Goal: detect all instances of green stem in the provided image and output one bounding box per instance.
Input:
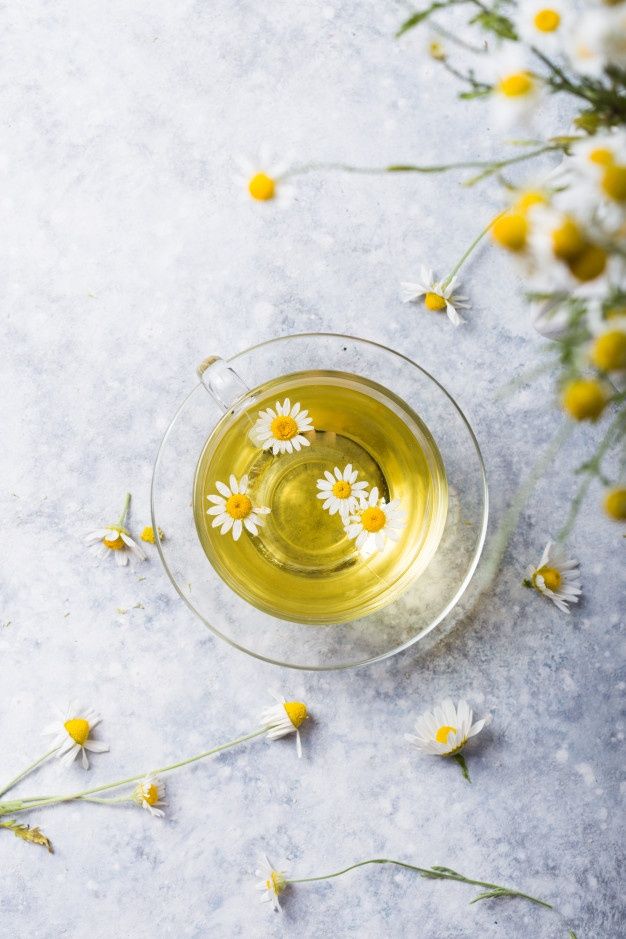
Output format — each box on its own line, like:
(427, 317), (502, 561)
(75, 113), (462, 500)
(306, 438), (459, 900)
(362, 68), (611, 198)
(0, 748), (59, 798)
(118, 492), (131, 528)
(441, 212), (504, 289)
(289, 858), (553, 909)
(452, 752), (471, 782)
(7, 728), (266, 814)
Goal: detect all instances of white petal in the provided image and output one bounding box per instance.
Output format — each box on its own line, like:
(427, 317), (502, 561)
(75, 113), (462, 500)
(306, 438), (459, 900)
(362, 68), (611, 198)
(216, 481), (231, 498)
(232, 519), (243, 541)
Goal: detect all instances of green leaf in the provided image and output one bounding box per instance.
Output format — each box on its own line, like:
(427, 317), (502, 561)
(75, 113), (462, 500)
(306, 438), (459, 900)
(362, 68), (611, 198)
(469, 10), (518, 40)
(396, 1), (465, 37)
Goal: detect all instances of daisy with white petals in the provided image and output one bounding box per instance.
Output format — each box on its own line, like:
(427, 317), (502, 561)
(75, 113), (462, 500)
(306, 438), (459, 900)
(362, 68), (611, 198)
(316, 464), (369, 519)
(44, 703), (109, 770)
(256, 854), (288, 911)
(406, 699), (490, 781)
(345, 487), (406, 555)
(206, 474), (270, 541)
(249, 399), (314, 455)
(235, 145), (294, 204)
(401, 266), (467, 326)
(514, 0), (565, 52)
(524, 540), (582, 613)
(132, 776), (166, 818)
(489, 50), (541, 129)
(261, 692), (308, 758)
(85, 493), (146, 567)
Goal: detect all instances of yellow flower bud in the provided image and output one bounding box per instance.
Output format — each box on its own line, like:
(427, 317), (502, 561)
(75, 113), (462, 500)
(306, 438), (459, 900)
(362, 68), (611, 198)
(590, 330), (626, 371)
(603, 487), (626, 521)
(561, 378), (607, 421)
(491, 213), (528, 252)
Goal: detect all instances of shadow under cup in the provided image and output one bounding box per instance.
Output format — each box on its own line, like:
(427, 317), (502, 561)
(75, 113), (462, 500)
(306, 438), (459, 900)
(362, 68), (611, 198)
(152, 334), (488, 670)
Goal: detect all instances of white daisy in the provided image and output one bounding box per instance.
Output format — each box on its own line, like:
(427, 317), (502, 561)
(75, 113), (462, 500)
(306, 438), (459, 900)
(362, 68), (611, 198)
(249, 399), (314, 455)
(566, 5), (626, 78)
(85, 493), (146, 567)
(206, 474), (270, 541)
(132, 776), (166, 818)
(260, 692), (308, 759)
(316, 464), (369, 519)
(489, 50), (541, 129)
(234, 145), (294, 204)
(256, 853), (288, 911)
(405, 699), (490, 756)
(345, 487), (406, 555)
(514, 0), (566, 51)
(44, 703), (109, 770)
(529, 205), (608, 289)
(525, 540), (582, 613)
(401, 265), (467, 326)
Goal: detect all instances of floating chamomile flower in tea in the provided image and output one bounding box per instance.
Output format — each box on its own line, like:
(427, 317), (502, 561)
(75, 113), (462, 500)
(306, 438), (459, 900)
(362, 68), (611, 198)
(345, 487), (406, 555)
(316, 464), (369, 519)
(249, 398), (314, 454)
(44, 703), (109, 770)
(206, 474), (271, 541)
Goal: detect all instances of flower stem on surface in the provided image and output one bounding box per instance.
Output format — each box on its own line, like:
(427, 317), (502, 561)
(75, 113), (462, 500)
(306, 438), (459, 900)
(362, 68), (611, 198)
(289, 858), (553, 909)
(441, 212), (504, 289)
(0, 747), (59, 798)
(118, 492), (132, 528)
(3, 728), (266, 815)
(452, 752), (471, 782)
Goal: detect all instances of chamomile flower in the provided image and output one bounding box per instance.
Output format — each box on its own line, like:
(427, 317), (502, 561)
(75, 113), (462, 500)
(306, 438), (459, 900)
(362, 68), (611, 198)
(400, 265), (467, 326)
(140, 525), (165, 544)
(261, 692), (308, 758)
(316, 464), (369, 519)
(85, 493), (146, 567)
(345, 487), (406, 555)
(206, 474), (270, 541)
(44, 703), (109, 770)
(489, 51), (541, 129)
(256, 854), (288, 911)
(589, 315), (626, 372)
(249, 399), (314, 455)
(514, 0), (566, 51)
(406, 699), (490, 757)
(234, 146), (294, 204)
(524, 540), (582, 613)
(132, 776), (166, 818)
(530, 205), (608, 287)
(566, 4), (626, 78)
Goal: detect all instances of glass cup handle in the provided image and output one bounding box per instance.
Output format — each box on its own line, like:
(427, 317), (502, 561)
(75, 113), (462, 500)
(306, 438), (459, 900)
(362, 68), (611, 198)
(196, 356), (251, 412)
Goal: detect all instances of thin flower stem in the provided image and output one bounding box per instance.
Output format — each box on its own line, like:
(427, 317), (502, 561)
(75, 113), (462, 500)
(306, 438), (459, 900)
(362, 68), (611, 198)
(0, 748), (59, 799)
(118, 492), (131, 528)
(452, 752), (471, 782)
(8, 728), (266, 814)
(441, 211), (505, 289)
(77, 795), (130, 805)
(289, 858), (553, 909)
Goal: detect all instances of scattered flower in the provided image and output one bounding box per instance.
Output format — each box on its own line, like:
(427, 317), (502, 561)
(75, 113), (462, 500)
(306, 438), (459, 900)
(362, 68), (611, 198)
(140, 526), (164, 544)
(85, 493), (146, 568)
(514, 0), (565, 51)
(206, 474), (270, 541)
(524, 540), (582, 613)
(256, 853), (288, 911)
(261, 693), (308, 758)
(345, 487), (406, 555)
(235, 146), (294, 204)
(406, 698), (490, 758)
(316, 464), (369, 519)
(401, 265), (467, 326)
(603, 487), (626, 521)
(132, 776), (166, 817)
(44, 704), (109, 770)
(249, 399), (314, 454)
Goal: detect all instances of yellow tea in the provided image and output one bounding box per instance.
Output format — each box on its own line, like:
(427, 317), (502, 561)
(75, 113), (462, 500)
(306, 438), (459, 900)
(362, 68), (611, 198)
(193, 370), (448, 624)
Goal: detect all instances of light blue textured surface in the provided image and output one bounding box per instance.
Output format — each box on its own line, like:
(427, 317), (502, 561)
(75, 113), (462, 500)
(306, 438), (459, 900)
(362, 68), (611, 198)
(1, 2), (624, 937)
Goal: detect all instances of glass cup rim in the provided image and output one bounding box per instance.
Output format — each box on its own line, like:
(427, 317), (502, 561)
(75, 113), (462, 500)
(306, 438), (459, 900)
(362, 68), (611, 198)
(151, 331), (489, 670)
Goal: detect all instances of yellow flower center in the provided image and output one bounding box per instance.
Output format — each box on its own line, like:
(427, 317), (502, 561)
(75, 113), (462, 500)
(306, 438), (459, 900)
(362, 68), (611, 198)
(144, 783), (160, 806)
(428, 40), (446, 60)
(536, 565), (562, 591)
(284, 701), (307, 728)
(552, 218), (585, 261)
(591, 330), (626, 371)
(64, 717), (90, 746)
(332, 480), (352, 499)
(515, 190), (547, 213)
(589, 147), (614, 166)
(601, 164), (626, 203)
(103, 529), (124, 550)
(491, 212), (528, 252)
(435, 724), (457, 744)
(225, 493), (252, 519)
(604, 487), (626, 521)
(141, 526), (155, 544)
(562, 378), (607, 421)
(498, 72), (534, 97)
(248, 172), (275, 201)
(533, 8), (561, 31)
(567, 244), (607, 283)
(270, 414), (298, 440)
(361, 506), (386, 533)
(266, 871), (286, 895)
(424, 292), (447, 312)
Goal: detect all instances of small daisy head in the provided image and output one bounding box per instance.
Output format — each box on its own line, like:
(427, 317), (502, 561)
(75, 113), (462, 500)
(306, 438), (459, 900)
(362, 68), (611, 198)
(132, 776), (166, 818)
(590, 324), (626, 372)
(344, 487), (406, 556)
(206, 474), (271, 541)
(525, 541), (582, 613)
(85, 495), (146, 567)
(400, 265), (467, 326)
(256, 854), (288, 911)
(44, 703), (110, 770)
(514, 0), (565, 49)
(261, 692), (309, 758)
(490, 51), (540, 128)
(603, 487), (626, 521)
(140, 526), (165, 544)
(406, 699), (490, 757)
(235, 146), (294, 205)
(249, 399), (315, 455)
(316, 464), (369, 519)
